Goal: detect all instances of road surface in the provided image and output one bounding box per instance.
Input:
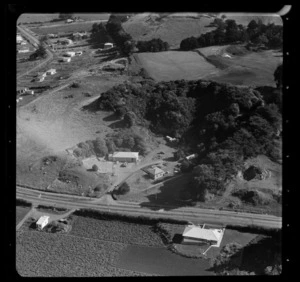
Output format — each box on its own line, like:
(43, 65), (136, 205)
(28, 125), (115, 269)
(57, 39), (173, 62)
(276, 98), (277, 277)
(17, 186), (282, 229)
(17, 25), (54, 79)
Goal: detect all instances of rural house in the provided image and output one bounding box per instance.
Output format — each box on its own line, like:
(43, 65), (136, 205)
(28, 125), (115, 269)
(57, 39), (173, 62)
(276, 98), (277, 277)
(182, 225), (224, 246)
(166, 136), (177, 142)
(17, 87), (29, 95)
(18, 48), (30, 53)
(104, 42), (114, 49)
(108, 152), (139, 163)
(36, 216), (50, 230)
(66, 19), (74, 23)
(46, 69), (56, 75)
(185, 153), (198, 160)
(60, 57), (71, 63)
(143, 166), (165, 180)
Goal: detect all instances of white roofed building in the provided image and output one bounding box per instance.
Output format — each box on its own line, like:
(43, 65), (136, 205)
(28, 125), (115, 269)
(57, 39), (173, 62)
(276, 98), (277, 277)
(182, 225), (224, 245)
(36, 216), (49, 230)
(108, 152), (139, 163)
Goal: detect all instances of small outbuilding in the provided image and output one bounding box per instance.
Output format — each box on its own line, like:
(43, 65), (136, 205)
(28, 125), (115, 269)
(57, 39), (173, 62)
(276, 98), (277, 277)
(186, 154), (198, 160)
(36, 215), (50, 230)
(46, 69), (56, 75)
(108, 152), (139, 163)
(64, 51), (76, 57)
(104, 42), (114, 49)
(66, 19), (74, 23)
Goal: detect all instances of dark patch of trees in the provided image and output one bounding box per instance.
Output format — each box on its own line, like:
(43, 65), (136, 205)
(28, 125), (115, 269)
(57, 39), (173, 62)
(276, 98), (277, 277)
(180, 18), (282, 51)
(58, 13), (74, 20)
(29, 44), (47, 60)
(96, 78), (281, 200)
(136, 38), (169, 52)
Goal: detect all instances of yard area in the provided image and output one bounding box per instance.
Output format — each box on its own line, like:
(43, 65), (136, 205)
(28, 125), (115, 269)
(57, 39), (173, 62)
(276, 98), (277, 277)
(16, 205), (31, 225)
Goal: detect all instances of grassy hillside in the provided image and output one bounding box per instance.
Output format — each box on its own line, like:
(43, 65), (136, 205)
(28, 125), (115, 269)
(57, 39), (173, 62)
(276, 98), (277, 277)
(123, 13), (216, 49)
(133, 51), (218, 81)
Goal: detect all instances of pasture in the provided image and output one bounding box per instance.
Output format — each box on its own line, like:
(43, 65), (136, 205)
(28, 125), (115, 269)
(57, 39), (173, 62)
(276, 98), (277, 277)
(133, 51), (218, 82)
(123, 13), (216, 49)
(16, 206), (31, 225)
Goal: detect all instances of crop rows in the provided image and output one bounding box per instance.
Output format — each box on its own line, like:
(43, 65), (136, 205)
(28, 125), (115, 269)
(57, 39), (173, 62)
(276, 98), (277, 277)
(70, 216), (164, 247)
(16, 230), (145, 277)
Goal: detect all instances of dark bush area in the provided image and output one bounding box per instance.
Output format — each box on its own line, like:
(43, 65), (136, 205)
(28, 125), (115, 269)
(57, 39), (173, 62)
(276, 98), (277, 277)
(180, 18), (282, 51)
(136, 38), (169, 52)
(73, 209), (189, 225)
(36, 204), (68, 212)
(16, 199), (32, 207)
(96, 79), (281, 201)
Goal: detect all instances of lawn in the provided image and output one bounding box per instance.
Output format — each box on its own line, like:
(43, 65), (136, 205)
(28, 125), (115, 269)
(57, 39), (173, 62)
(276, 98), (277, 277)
(16, 206), (31, 225)
(133, 51), (218, 82)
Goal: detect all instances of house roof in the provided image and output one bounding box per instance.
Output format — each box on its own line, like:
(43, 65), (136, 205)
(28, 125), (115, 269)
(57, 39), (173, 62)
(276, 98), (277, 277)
(37, 216), (49, 224)
(145, 166), (164, 176)
(112, 152), (139, 159)
(182, 225), (221, 242)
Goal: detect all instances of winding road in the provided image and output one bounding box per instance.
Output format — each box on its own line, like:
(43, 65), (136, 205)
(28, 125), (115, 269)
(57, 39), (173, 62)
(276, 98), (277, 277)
(17, 25), (54, 79)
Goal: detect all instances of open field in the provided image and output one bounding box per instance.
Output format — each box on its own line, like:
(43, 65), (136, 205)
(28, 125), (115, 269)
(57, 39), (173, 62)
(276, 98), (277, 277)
(132, 51), (218, 81)
(196, 46), (283, 87)
(17, 13), (110, 24)
(30, 22), (98, 35)
(218, 13), (283, 26)
(123, 13), (216, 49)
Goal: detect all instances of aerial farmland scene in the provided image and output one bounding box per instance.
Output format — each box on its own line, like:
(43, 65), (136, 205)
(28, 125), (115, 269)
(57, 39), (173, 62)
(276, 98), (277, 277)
(16, 11), (283, 276)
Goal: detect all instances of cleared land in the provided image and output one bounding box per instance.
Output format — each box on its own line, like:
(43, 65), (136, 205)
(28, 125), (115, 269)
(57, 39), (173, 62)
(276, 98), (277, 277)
(123, 13), (216, 49)
(16, 206), (31, 225)
(133, 51), (218, 81)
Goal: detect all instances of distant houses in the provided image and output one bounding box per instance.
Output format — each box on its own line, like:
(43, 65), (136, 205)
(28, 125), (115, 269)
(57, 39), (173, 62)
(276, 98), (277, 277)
(72, 32), (88, 40)
(17, 87), (34, 96)
(108, 152), (139, 163)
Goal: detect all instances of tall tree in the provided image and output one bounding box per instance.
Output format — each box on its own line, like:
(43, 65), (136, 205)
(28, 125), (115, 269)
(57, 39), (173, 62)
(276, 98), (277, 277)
(274, 64), (282, 89)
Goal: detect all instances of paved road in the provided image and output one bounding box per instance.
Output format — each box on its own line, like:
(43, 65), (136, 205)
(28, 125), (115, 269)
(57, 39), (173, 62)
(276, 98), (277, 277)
(17, 25), (54, 79)
(17, 186), (282, 229)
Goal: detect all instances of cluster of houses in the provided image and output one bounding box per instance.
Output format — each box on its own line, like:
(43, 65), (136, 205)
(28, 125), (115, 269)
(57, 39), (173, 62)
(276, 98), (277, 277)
(16, 87), (34, 103)
(72, 32), (88, 40)
(58, 50), (83, 63)
(36, 69), (57, 82)
(17, 33), (30, 53)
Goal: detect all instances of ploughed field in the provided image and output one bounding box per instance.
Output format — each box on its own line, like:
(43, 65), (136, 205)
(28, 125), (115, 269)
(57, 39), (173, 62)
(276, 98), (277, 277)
(16, 214), (215, 276)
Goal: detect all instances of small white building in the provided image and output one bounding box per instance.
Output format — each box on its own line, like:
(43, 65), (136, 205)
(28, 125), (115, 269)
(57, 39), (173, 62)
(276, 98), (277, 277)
(36, 216), (50, 230)
(66, 19), (74, 23)
(46, 69), (56, 75)
(75, 51), (83, 56)
(182, 225), (224, 246)
(166, 136), (177, 142)
(104, 42), (114, 49)
(144, 166), (165, 180)
(64, 51), (76, 57)
(108, 152), (139, 163)
(18, 48), (30, 53)
(61, 57), (71, 62)
(37, 76), (45, 82)
(186, 154), (198, 160)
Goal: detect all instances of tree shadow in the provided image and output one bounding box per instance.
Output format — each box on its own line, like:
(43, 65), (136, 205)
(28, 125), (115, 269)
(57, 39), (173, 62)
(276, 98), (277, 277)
(139, 173), (194, 211)
(81, 99), (102, 112)
(163, 156), (175, 162)
(207, 232), (282, 274)
(172, 234), (183, 244)
(103, 113), (120, 122)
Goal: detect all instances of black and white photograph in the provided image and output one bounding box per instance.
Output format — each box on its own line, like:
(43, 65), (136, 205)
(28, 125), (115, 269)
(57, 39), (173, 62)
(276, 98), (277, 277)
(13, 7), (288, 277)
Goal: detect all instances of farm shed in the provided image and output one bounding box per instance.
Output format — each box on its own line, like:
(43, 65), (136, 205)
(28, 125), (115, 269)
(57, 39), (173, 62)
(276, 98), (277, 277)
(46, 69), (56, 75)
(182, 225), (223, 246)
(186, 154), (198, 160)
(18, 48), (30, 53)
(60, 57), (71, 62)
(143, 166), (165, 180)
(108, 152), (139, 163)
(66, 19), (74, 23)
(36, 216), (49, 230)
(104, 42), (114, 49)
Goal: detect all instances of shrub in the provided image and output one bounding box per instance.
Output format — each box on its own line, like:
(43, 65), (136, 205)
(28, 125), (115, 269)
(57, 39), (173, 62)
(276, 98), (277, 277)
(92, 164), (98, 171)
(116, 182), (130, 195)
(70, 82), (80, 88)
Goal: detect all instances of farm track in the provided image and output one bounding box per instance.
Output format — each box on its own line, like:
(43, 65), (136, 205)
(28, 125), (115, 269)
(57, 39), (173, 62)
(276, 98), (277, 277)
(17, 25), (54, 79)
(17, 186), (282, 229)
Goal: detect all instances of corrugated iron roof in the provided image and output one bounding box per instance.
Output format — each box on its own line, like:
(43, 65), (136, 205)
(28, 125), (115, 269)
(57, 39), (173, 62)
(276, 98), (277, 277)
(183, 225), (220, 241)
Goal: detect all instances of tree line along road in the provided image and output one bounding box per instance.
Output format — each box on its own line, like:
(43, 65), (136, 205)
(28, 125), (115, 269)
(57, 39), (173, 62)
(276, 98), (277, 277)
(17, 186), (282, 229)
